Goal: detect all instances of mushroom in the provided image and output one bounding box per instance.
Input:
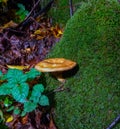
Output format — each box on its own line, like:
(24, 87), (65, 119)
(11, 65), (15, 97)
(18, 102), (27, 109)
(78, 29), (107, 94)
(35, 58), (77, 83)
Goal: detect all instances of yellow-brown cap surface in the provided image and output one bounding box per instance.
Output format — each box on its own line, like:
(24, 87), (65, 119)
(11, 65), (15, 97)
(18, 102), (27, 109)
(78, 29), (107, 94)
(35, 58), (76, 72)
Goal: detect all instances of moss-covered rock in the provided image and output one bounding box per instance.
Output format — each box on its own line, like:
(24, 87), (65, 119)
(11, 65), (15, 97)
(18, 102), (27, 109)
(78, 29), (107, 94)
(46, 0), (120, 128)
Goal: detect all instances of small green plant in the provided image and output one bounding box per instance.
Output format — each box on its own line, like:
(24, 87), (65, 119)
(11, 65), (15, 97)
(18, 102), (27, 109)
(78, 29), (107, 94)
(16, 3), (29, 22)
(0, 68), (49, 117)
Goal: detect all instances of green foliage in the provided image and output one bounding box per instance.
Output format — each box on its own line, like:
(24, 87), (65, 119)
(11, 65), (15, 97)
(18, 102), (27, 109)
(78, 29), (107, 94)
(30, 84), (43, 103)
(11, 83), (29, 103)
(0, 71), (2, 76)
(0, 68), (49, 117)
(23, 101), (37, 113)
(46, 0), (120, 128)
(39, 95), (49, 106)
(26, 68), (42, 80)
(29, 84), (49, 106)
(13, 107), (21, 115)
(3, 97), (13, 107)
(5, 69), (27, 83)
(16, 3), (29, 22)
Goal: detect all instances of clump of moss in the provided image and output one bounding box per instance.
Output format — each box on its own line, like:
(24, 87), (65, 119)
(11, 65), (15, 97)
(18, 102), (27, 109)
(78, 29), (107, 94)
(49, 0), (87, 25)
(45, 0), (120, 129)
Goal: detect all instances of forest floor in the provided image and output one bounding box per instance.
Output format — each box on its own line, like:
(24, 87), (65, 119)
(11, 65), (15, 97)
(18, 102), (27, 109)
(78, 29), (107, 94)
(0, 1), (63, 129)
(0, 0), (82, 128)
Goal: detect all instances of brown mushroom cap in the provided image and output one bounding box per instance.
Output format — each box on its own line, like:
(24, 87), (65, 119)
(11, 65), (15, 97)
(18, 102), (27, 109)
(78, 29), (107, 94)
(35, 58), (76, 72)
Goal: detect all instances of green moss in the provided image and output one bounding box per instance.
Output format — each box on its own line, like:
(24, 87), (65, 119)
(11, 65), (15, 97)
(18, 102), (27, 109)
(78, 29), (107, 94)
(45, 0), (120, 128)
(49, 0), (87, 26)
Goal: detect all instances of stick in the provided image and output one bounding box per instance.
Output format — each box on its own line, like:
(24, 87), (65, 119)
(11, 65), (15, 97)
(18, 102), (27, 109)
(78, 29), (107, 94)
(106, 114), (120, 129)
(69, 0), (73, 17)
(33, 0), (54, 18)
(16, 0), (54, 29)
(25, 0), (41, 20)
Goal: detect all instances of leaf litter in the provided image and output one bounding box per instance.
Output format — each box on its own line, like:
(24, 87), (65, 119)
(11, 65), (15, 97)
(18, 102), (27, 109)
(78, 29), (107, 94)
(6, 108), (57, 129)
(0, 3), (63, 128)
(0, 17), (63, 73)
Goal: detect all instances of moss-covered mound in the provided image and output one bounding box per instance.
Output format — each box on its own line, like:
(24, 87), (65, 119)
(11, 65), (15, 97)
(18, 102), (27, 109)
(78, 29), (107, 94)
(46, 0), (120, 128)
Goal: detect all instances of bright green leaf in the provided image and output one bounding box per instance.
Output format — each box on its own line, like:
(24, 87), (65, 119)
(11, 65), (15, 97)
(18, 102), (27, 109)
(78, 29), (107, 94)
(6, 69), (27, 83)
(7, 106), (15, 112)
(13, 107), (21, 115)
(39, 95), (49, 106)
(16, 3), (29, 21)
(4, 97), (13, 107)
(21, 111), (26, 117)
(33, 84), (44, 93)
(26, 68), (41, 80)
(16, 9), (24, 15)
(29, 96), (40, 103)
(17, 3), (25, 11)
(24, 10), (29, 16)
(0, 71), (2, 77)
(0, 83), (13, 95)
(12, 83), (29, 103)
(29, 84), (44, 103)
(24, 101), (37, 113)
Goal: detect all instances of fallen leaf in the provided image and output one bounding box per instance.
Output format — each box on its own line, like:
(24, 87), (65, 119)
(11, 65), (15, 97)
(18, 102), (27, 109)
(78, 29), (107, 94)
(49, 116), (57, 129)
(21, 115), (28, 125)
(6, 115), (14, 123)
(51, 25), (63, 38)
(7, 65), (29, 70)
(0, 20), (18, 32)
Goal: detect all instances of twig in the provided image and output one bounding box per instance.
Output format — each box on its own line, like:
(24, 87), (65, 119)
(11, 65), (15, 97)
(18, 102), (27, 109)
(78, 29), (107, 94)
(4, 28), (26, 35)
(24, 0), (41, 20)
(69, 0), (73, 17)
(16, 0), (42, 29)
(47, 83), (70, 96)
(33, 0), (54, 18)
(16, 0), (54, 30)
(53, 83), (66, 92)
(106, 114), (120, 129)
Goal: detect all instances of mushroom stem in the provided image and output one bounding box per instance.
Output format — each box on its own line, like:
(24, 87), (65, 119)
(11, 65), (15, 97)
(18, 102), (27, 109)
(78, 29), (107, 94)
(52, 72), (66, 83)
